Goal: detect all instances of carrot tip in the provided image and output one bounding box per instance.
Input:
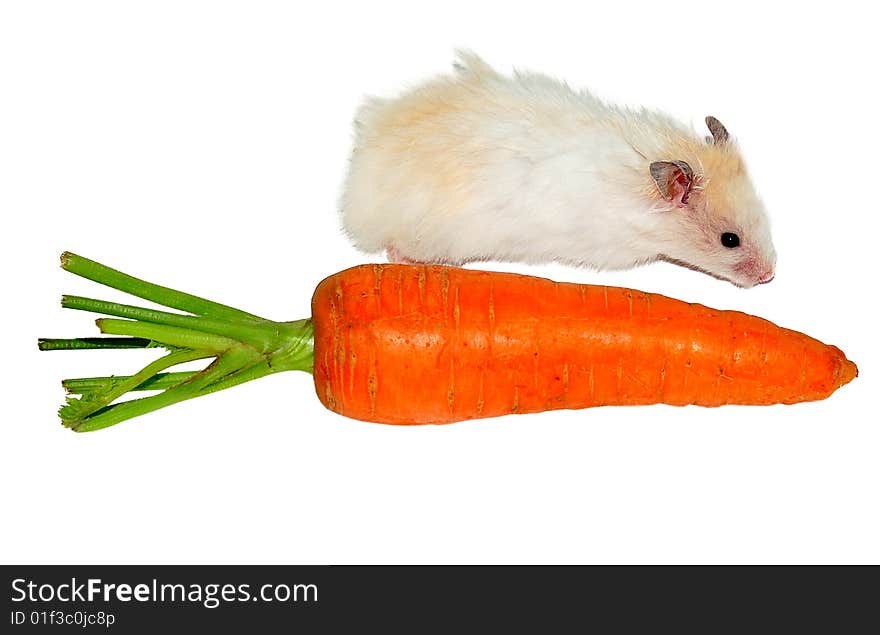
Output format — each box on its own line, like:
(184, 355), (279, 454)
(838, 357), (858, 388)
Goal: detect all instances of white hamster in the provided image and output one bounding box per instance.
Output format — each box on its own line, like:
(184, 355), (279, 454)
(340, 52), (776, 288)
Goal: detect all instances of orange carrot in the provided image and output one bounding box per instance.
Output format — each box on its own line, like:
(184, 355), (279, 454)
(312, 265), (857, 424)
(41, 255), (857, 431)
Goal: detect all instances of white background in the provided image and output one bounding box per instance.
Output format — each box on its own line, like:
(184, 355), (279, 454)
(1, 1), (877, 564)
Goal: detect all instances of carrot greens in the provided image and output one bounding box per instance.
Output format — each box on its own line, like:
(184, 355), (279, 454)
(40, 253), (314, 432)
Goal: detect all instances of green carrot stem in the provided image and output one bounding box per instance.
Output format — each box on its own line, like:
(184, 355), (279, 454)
(63, 371), (197, 394)
(59, 348), (212, 425)
(38, 337), (153, 351)
(72, 347), (262, 432)
(63, 295), (279, 351)
(61, 252), (265, 322)
(96, 318), (241, 352)
(197, 359), (276, 394)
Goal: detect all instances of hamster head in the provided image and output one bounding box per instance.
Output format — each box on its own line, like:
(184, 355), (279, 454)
(648, 116), (776, 289)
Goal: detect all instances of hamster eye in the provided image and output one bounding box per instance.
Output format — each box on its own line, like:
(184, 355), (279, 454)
(721, 232), (740, 248)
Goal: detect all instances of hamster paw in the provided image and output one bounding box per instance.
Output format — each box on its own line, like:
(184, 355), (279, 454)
(386, 246), (424, 264)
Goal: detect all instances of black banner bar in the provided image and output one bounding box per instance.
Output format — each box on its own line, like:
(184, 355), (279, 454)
(2, 565), (874, 631)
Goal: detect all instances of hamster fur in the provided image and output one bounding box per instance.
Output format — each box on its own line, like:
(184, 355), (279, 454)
(340, 52), (776, 288)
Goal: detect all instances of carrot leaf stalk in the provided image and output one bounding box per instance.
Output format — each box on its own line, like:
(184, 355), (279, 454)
(41, 252), (314, 432)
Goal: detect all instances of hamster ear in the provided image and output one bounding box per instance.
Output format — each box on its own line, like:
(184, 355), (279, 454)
(706, 116), (730, 144)
(650, 160), (694, 207)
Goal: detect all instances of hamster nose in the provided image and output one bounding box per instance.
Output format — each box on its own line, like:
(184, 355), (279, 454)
(757, 269), (775, 284)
